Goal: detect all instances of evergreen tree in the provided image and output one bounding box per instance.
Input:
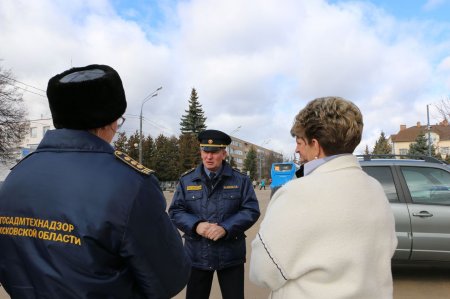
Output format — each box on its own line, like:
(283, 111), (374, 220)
(409, 132), (436, 157)
(372, 131), (392, 155)
(153, 134), (179, 181)
(178, 133), (200, 174)
(364, 145), (370, 155)
(243, 146), (258, 180)
(179, 88), (207, 134)
(167, 136), (180, 179)
(142, 135), (155, 169)
(127, 131), (140, 161)
(113, 132), (128, 152)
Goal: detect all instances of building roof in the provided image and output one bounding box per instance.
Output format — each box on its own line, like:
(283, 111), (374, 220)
(391, 121), (450, 142)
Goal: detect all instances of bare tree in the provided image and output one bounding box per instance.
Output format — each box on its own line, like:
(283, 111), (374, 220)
(0, 65), (28, 162)
(434, 96), (450, 122)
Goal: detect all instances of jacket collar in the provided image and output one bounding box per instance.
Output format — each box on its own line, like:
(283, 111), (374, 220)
(191, 161), (233, 182)
(35, 129), (114, 153)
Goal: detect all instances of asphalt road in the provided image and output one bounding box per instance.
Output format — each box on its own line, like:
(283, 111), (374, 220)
(1, 188), (450, 299)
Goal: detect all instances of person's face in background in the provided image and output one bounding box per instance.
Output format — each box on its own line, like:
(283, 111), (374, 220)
(201, 149), (226, 172)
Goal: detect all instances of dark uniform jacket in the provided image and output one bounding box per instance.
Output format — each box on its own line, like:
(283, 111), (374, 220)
(169, 162), (260, 271)
(0, 129), (190, 299)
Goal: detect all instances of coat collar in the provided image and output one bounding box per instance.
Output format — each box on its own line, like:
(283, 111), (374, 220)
(311, 154), (361, 174)
(35, 129), (114, 153)
(191, 161), (233, 182)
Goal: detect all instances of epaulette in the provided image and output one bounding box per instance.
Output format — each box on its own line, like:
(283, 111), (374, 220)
(181, 168), (195, 177)
(114, 150), (154, 175)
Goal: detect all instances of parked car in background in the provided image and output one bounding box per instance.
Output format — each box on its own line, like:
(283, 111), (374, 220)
(270, 155), (450, 265)
(359, 155), (450, 265)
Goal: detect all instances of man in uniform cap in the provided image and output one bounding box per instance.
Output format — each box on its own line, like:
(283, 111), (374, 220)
(169, 129), (260, 299)
(0, 64), (190, 298)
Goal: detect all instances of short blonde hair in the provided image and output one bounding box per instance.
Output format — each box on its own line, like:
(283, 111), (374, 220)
(290, 97), (363, 156)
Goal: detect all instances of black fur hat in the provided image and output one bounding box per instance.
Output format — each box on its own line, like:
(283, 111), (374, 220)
(47, 64), (127, 129)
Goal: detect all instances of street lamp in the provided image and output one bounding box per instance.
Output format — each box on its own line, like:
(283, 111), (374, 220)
(230, 125), (242, 135)
(139, 86), (162, 164)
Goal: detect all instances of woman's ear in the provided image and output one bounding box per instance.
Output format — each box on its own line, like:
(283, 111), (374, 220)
(311, 138), (323, 158)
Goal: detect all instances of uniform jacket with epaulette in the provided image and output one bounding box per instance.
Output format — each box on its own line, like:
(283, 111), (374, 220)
(168, 162), (260, 271)
(0, 129), (190, 299)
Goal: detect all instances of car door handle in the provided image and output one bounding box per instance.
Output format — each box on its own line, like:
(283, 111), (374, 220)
(412, 211), (433, 217)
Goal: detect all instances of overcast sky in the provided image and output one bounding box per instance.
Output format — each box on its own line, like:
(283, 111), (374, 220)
(1, 0), (450, 158)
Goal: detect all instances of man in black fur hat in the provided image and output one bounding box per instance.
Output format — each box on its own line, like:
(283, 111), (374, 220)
(0, 64), (190, 298)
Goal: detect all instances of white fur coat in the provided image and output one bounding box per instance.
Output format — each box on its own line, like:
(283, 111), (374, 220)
(250, 155), (397, 299)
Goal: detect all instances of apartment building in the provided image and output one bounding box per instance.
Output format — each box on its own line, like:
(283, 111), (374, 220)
(228, 135), (283, 177)
(20, 118), (55, 157)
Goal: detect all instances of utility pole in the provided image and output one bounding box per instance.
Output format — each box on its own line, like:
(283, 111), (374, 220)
(427, 104), (431, 157)
(139, 86), (162, 164)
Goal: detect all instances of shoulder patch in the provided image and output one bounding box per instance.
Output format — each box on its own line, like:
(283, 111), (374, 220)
(114, 150), (154, 175)
(181, 168), (195, 177)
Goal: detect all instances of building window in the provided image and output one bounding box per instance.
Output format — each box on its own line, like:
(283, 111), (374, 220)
(43, 126), (50, 135)
(30, 127), (37, 138)
(232, 141), (241, 147)
(399, 149), (408, 155)
(236, 158), (243, 163)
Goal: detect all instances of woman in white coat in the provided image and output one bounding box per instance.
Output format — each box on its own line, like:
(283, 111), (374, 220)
(250, 97), (397, 299)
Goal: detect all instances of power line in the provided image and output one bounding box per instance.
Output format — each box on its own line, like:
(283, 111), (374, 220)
(124, 113), (170, 131)
(0, 74), (46, 92)
(2, 81), (46, 98)
(0, 74), (46, 98)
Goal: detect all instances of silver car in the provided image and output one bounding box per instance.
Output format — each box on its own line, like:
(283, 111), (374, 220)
(359, 156), (450, 264)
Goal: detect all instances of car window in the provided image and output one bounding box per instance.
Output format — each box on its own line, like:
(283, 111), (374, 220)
(362, 166), (399, 202)
(400, 166), (450, 205)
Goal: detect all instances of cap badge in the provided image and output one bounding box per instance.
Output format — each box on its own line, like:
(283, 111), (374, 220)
(208, 139), (213, 144)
